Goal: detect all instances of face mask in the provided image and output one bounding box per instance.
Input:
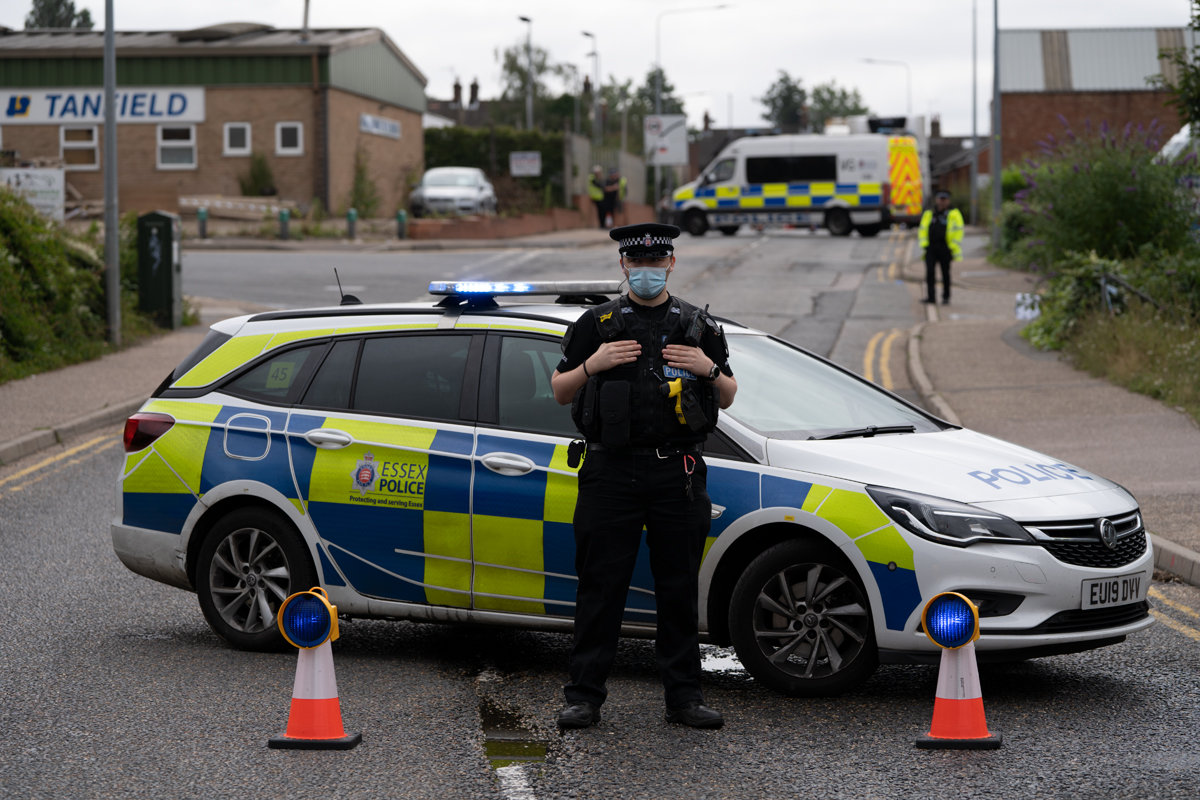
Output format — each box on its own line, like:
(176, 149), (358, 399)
(627, 267), (668, 299)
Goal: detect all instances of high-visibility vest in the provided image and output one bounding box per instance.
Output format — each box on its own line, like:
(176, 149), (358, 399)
(918, 208), (965, 260)
(587, 175), (604, 201)
(618, 176), (627, 200)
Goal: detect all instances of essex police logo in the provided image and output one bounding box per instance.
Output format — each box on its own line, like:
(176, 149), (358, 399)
(352, 452), (379, 497)
(644, 234), (653, 247)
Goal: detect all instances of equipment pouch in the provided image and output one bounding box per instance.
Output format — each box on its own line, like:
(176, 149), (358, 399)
(567, 439), (586, 469)
(571, 377), (601, 439)
(598, 380), (631, 448)
(679, 385), (708, 431)
(696, 383), (720, 433)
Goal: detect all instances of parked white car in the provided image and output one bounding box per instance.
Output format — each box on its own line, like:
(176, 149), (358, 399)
(410, 167), (497, 217)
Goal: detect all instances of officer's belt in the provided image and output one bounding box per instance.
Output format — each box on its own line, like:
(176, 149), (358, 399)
(586, 443), (701, 458)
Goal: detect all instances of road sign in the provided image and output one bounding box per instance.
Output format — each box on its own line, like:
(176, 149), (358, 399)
(509, 151), (542, 177)
(644, 114), (688, 166)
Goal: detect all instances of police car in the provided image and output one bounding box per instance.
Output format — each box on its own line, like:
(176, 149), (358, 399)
(112, 281), (1153, 697)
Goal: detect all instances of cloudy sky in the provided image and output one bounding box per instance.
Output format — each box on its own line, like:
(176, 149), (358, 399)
(3, 0), (1191, 134)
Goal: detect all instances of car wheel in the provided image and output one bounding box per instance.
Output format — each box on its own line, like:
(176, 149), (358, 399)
(855, 224), (882, 237)
(196, 506), (317, 652)
(729, 540), (878, 697)
(684, 210), (709, 236)
(718, 225), (740, 236)
(825, 209), (853, 237)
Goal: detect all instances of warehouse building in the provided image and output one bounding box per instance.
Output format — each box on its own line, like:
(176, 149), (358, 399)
(0, 23), (426, 215)
(998, 27), (1191, 165)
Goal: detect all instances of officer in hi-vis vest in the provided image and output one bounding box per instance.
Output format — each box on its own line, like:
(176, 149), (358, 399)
(551, 223), (738, 730)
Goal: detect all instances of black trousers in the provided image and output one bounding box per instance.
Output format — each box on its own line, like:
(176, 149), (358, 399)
(593, 198), (607, 228)
(565, 451), (711, 709)
(925, 245), (952, 301)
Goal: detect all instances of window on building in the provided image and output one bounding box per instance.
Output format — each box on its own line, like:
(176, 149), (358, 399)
(61, 126), (98, 170)
(223, 122), (251, 156)
(275, 122), (304, 156)
(157, 125), (196, 170)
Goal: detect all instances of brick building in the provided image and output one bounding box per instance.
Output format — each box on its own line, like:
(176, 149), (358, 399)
(998, 27), (1191, 166)
(0, 23), (426, 215)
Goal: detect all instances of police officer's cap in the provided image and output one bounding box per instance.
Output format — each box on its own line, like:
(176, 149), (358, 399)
(935, 190), (951, 199)
(610, 223), (681, 259)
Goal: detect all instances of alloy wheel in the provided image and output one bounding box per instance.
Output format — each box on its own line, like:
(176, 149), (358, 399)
(207, 527), (292, 634)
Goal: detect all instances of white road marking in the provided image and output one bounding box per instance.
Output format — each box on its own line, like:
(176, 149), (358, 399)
(495, 764), (537, 800)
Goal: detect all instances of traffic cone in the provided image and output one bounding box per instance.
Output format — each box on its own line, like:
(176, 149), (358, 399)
(268, 640), (362, 750)
(915, 640), (1002, 750)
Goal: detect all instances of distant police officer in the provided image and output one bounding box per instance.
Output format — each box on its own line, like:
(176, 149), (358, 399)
(551, 223), (738, 730)
(918, 191), (964, 305)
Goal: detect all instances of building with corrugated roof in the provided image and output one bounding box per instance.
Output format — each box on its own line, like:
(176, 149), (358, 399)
(0, 23), (427, 216)
(999, 27), (1192, 166)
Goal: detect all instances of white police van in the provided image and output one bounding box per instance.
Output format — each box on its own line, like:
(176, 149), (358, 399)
(673, 133), (925, 238)
(111, 281), (1153, 697)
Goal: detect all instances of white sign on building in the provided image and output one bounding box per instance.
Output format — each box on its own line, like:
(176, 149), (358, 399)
(644, 114), (688, 166)
(1, 168), (65, 221)
(509, 150), (542, 177)
(0, 88), (205, 124)
(360, 113), (401, 139)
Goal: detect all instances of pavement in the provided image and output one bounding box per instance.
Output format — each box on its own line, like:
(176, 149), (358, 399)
(183, 226), (615, 252)
(906, 256), (1200, 578)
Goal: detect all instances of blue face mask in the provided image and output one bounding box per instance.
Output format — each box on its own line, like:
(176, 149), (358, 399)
(627, 267), (668, 299)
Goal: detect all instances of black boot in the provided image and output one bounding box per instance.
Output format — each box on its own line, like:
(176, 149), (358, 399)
(665, 701), (724, 729)
(557, 702), (601, 729)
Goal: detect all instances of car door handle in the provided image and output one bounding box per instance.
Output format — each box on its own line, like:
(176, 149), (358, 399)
(303, 429), (354, 449)
(711, 504), (725, 520)
(481, 454), (535, 476)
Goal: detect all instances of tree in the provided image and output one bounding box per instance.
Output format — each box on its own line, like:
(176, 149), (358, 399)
(633, 67), (684, 116)
(25, 0), (93, 29)
(758, 70), (807, 132)
(1151, 0), (1200, 130)
(809, 80), (870, 133)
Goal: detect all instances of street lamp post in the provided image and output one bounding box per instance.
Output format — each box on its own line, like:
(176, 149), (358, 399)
(862, 58), (912, 119)
(103, 0), (120, 346)
(519, 16), (533, 131)
(582, 31), (599, 147)
(654, 5), (728, 209)
(991, 0), (1002, 247)
(970, 0), (978, 225)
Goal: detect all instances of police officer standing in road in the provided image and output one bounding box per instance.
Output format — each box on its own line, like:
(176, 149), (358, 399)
(918, 190), (964, 305)
(551, 223), (738, 730)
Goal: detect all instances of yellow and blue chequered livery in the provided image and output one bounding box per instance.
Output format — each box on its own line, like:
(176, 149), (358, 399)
(674, 182), (884, 211)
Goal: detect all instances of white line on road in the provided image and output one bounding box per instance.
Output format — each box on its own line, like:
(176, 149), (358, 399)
(495, 764), (537, 800)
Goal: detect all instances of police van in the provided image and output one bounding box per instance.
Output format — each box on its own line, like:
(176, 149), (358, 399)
(112, 282), (1152, 697)
(673, 133), (924, 238)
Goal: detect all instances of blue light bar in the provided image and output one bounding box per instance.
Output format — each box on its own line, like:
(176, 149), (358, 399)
(924, 593), (977, 649)
(428, 280), (623, 297)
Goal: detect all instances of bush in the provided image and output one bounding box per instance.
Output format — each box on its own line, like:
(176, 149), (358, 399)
(347, 147), (381, 218)
(1001, 120), (1196, 269)
(238, 152), (276, 196)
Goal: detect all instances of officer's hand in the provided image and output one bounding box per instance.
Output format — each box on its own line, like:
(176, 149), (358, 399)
(662, 344), (713, 377)
(588, 340), (641, 372)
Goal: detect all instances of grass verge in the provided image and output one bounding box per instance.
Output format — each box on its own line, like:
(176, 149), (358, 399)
(1066, 300), (1200, 427)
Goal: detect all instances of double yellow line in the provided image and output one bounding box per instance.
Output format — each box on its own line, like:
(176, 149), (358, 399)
(863, 329), (903, 391)
(1149, 586), (1200, 642)
(0, 434), (119, 496)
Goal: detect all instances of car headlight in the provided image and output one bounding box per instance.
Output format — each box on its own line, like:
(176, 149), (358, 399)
(866, 486), (1034, 547)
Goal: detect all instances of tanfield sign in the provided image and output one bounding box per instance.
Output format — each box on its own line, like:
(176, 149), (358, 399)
(1, 88), (205, 124)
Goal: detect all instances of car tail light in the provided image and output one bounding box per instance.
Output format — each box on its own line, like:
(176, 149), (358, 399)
(123, 413), (175, 453)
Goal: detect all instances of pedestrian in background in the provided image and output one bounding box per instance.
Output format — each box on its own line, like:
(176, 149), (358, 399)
(918, 190), (964, 305)
(589, 166), (607, 229)
(604, 168), (622, 227)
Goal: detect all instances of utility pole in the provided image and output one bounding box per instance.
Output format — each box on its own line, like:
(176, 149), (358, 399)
(519, 17), (533, 130)
(991, 0), (1002, 247)
(970, 0), (978, 226)
(103, 0), (120, 347)
(582, 31), (599, 146)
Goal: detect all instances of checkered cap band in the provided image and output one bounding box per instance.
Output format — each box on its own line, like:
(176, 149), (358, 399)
(620, 236), (673, 248)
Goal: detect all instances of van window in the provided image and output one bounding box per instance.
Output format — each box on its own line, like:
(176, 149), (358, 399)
(746, 155), (838, 184)
(703, 158), (735, 185)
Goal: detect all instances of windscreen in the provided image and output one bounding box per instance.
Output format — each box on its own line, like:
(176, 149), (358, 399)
(722, 334), (941, 440)
(424, 172), (478, 187)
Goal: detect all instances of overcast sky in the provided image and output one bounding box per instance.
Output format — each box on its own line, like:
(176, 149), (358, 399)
(3, 0), (1191, 134)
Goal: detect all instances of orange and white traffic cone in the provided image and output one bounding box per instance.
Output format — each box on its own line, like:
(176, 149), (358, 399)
(268, 640), (361, 750)
(915, 640), (1001, 750)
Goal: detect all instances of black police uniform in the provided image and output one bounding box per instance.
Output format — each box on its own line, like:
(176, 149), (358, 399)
(557, 223), (733, 714)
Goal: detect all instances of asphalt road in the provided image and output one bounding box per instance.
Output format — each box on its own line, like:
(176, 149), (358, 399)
(1, 432), (1199, 799)
(5, 229), (1198, 798)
